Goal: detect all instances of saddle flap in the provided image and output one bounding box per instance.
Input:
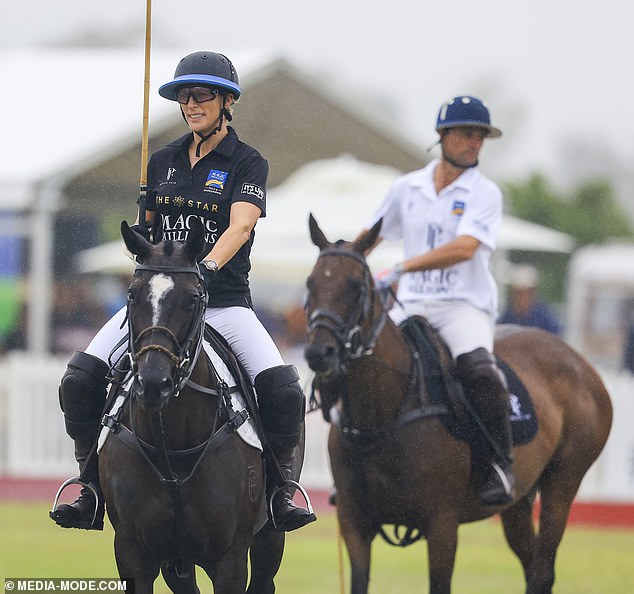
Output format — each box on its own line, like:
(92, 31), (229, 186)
(399, 316), (538, 447)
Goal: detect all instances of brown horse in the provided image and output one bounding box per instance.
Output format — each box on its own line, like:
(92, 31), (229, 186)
(303, 214), (612, 594)
(98, 219), (291, 594)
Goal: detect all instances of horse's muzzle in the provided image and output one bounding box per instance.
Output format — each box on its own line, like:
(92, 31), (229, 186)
(131, 374), (174, 412)
(304, 342), (341, 375)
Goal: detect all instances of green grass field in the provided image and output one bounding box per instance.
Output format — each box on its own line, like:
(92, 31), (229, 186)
(1, 503), (633, 593)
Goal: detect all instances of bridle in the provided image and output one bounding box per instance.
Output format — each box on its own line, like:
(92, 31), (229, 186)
(306, 247), (388, 361)
(128, 263), (208, 399)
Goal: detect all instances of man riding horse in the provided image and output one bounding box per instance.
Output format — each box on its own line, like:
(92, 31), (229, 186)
(358, 95), (515, 505)
(50, 51), (315, 533)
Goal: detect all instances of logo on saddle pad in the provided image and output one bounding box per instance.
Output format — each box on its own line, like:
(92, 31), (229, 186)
(509, 392), (531, 422)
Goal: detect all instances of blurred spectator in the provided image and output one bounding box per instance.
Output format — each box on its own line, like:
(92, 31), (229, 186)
(499, 264), (561, 335)
(622, 311), (634, 373)
(51, 280), (107, 353)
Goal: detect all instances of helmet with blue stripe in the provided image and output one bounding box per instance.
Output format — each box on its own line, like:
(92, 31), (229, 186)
(435, 95), (501, 138)
(159, 51), (241, 101)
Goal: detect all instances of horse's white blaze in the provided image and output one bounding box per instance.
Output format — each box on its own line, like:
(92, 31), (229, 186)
(148, 274), (174, 325)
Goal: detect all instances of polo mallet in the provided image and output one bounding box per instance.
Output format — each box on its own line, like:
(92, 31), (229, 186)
(138, 0), (152, 231)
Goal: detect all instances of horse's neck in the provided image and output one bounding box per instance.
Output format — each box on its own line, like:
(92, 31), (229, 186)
(345, 314), (412, 427)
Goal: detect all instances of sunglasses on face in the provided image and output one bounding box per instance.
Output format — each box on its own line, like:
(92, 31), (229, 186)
(176, 86), (219, 104)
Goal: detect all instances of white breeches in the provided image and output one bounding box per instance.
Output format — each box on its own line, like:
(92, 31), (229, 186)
(388, 299), (495, 358)
(85, 305), (284, 383)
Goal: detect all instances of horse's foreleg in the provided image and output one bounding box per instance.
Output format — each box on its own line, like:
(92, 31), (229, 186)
(113, 533), (159, 594)
(247, 526), (285, 594)
(338, 511), (373, 594)
(204, 536), (251, 594)
(500, 492), (537, 579)
(426, 516), (459, 594)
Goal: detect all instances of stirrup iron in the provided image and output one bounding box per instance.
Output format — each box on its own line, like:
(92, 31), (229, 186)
(50, 476), (101, 528)
(268, 479), (315, 532)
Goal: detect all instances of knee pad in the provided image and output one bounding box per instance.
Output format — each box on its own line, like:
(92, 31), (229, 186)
(255, 365), (305, 447)
(59, 352), (110, 440)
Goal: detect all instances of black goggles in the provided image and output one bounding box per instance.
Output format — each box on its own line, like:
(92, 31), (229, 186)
(176, 86), (219, 105)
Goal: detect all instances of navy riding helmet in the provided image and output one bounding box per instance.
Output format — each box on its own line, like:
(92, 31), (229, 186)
(159, 51), (241, 100)
(435, 95), (502, 138)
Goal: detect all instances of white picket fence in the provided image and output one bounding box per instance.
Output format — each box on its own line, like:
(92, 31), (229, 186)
(0, 351), (632, 501)
(0, 352), (75, 477)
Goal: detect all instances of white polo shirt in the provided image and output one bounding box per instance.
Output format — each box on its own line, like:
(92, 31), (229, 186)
(367, 159), (502, 316)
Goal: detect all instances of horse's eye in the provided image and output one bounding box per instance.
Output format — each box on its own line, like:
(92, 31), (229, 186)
(347, 278), (364, 295)
(128, 289), (137, 304)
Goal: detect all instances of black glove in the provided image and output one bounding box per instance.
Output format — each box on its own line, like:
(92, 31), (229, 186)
(130, 223), (151, 241)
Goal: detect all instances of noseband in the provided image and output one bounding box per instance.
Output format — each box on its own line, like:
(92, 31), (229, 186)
(306, 248), (388, 360)
(128, 263), (208, 398)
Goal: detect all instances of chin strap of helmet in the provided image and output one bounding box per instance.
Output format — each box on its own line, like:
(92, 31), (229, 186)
(183, 92), (235, 158)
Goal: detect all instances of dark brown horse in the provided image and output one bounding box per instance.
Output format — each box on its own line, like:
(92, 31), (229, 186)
(303, 214), (612, 594)
(98, 219), (289, 594)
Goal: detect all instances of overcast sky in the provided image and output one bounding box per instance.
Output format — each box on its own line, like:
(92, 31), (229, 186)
(4, 0), (633, 198)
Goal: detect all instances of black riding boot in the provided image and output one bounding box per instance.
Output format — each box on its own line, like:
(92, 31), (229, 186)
(456, 348), (516, 506)
(255, 365), (317, 533)
(52, 438), (104, 530)
(50, 352), (109, 530)
(266, 443), (316, 532)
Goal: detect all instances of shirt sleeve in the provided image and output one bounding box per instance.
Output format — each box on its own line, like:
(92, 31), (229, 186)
(232, 150), (268, 217)
(456, 179), (503, 250)
(143, 153), (159, 212)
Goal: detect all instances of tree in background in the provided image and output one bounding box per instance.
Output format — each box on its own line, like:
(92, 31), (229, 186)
(503, 174), (634, 303)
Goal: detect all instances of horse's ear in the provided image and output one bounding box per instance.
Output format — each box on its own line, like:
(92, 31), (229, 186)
(186, 217), (208, 263)
(121, 220), (151, 261)
(309, 213), (331, 250)
(354, 218), (382, 255)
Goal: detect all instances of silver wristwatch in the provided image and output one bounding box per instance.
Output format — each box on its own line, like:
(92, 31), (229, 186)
(203, 259), (218, 273)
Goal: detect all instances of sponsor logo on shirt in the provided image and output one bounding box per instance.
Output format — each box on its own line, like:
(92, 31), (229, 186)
(451, 200), (465, 216)
(159, 167), (178, 187)
(204, 169), (229, 194)
(241, 183), (265, 201)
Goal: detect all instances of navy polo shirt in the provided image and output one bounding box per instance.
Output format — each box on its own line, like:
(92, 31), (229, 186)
(144, 127), (268, 308)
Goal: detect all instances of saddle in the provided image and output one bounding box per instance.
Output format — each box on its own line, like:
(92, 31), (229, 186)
(400, 316), (538, 453)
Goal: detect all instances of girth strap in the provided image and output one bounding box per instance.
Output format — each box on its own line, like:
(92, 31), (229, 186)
(340, 403), (449, 447)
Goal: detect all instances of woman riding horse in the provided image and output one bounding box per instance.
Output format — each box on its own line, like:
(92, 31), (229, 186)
(50, 51), (315, 534)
